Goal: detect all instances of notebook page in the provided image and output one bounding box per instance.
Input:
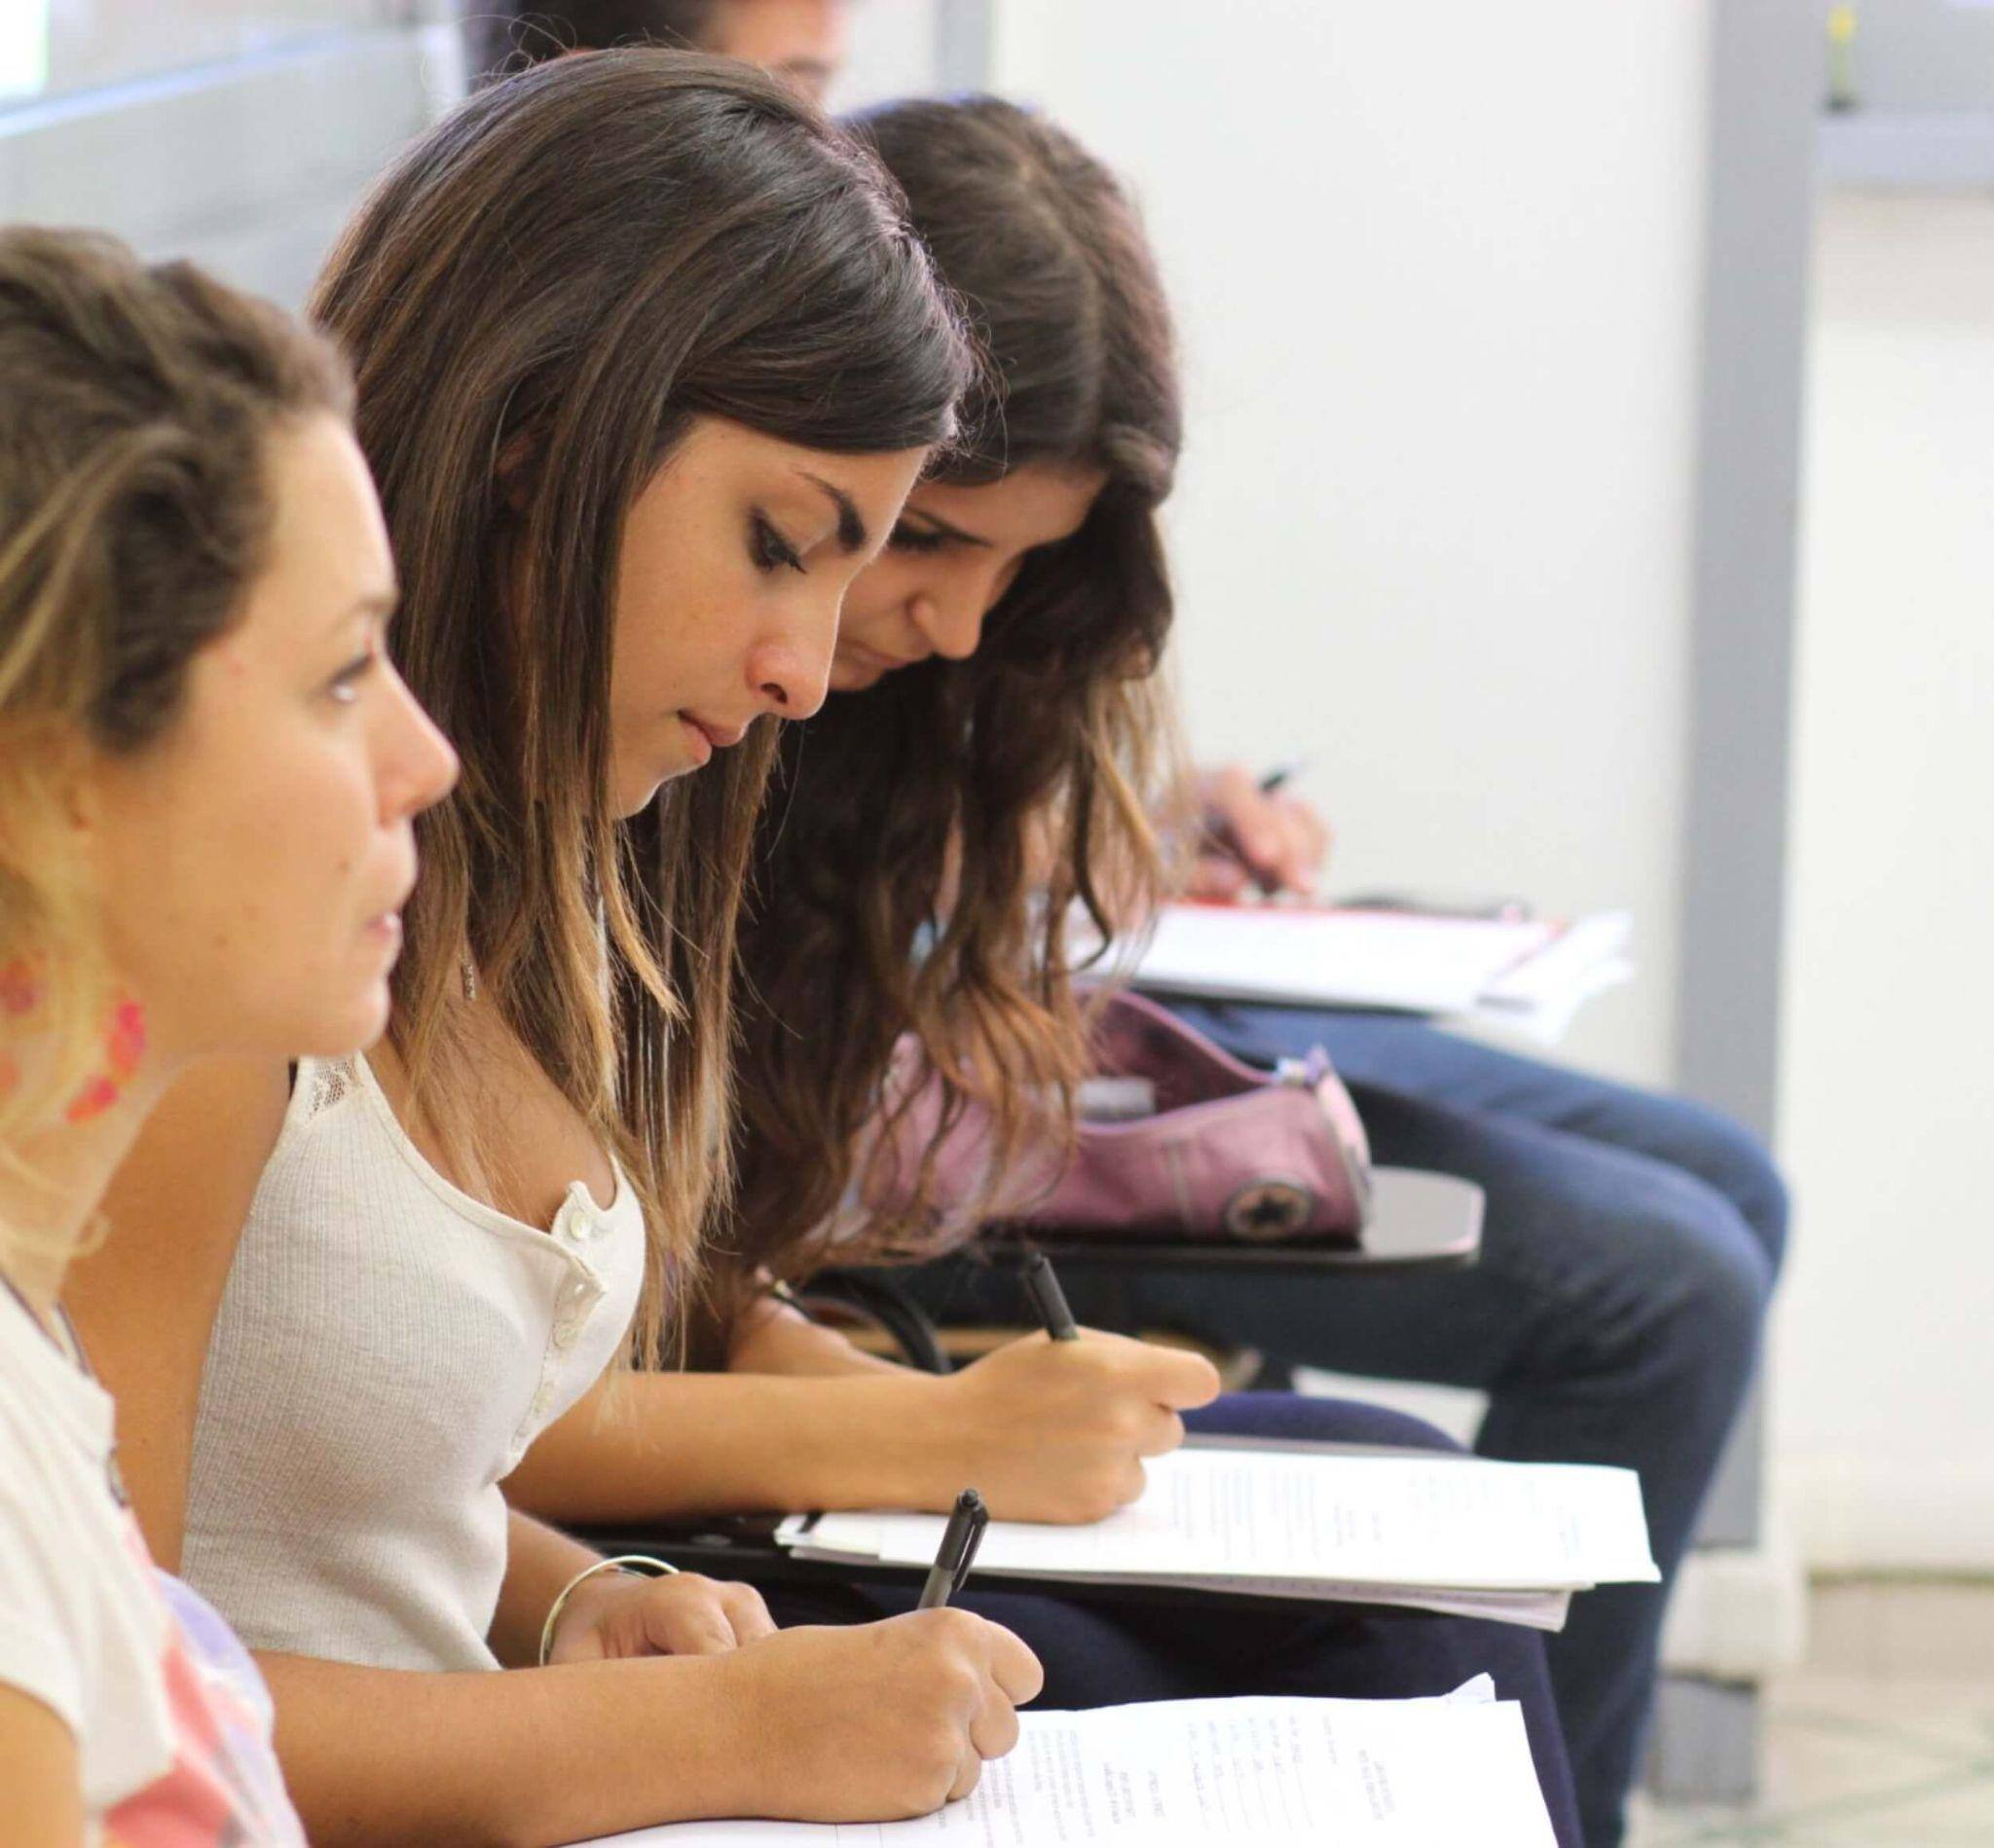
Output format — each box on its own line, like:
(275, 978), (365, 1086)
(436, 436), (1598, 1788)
(572, 1684), (1558, 1847)
(1129, 905), (1555, 1013)
(806, 1449), (1658, 1593)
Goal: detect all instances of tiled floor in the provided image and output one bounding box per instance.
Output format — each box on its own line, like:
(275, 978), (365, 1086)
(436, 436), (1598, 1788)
(1629, 1583), (1994, 1846)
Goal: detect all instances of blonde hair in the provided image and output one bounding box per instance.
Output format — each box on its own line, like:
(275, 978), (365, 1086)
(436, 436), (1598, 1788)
(0, 227), (350, 1273)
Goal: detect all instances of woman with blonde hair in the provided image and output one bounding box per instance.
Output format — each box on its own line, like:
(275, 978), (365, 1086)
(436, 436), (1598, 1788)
(0, 224), (455, 1842)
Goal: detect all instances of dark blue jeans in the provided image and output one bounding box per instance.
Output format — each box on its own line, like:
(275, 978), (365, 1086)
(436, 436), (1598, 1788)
(761, 1392), (1581, 1848)
(1110, 1005), (1788, 1848)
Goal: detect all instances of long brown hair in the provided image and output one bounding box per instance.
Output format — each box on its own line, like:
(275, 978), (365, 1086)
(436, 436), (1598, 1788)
(312, 52), (972, 1361)
(0, 228), (348, 1274)
(721, 96), (1184, 1318)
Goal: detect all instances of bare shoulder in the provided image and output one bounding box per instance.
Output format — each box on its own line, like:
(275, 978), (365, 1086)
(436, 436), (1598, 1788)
(64, 1055), (294, 1568)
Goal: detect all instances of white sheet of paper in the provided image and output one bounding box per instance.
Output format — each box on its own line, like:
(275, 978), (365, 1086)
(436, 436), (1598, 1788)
(1123, 904), (1632, 1035)
(1129, 906), (1558, 1013)
(778, 1515), (1569, 1630)
(571, 1680), (1558, 1847)
(802, 1449), (1657, 1595)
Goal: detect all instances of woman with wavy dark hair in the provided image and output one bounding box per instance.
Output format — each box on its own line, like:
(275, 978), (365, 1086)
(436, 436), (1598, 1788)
(727, 93), (1182, 1286)
(504, 93), (1582, 1846)
(71, 54), (1055, 1845)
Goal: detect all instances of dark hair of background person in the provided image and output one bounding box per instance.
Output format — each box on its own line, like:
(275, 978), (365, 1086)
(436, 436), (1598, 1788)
(711, 93), (1185, 1341)
(464, 2), (719, 83)
(0, 227), (350, 1175)
(311, 51), (973, 1363)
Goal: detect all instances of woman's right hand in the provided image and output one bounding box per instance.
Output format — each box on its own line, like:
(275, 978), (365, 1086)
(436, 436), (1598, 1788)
(717, 1612), (1043, 1821)
(929, 1330), (1221, 1523)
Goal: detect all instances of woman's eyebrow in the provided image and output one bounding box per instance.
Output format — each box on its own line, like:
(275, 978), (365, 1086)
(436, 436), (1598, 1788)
(795, 471), (868, 554)
(903, 507), (992, 548)
(335, 589), (399, 637)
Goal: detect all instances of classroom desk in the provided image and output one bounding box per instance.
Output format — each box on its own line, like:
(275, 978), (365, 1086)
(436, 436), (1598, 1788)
(1006, 1164), (1484, 1275)
(800, 1165), (1483, 1376)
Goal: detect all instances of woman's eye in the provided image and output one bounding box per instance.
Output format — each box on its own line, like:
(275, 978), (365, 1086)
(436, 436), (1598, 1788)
(327, 649), (378, 705)
(751, 513), (806, 575)
(888, 523), (949, 556)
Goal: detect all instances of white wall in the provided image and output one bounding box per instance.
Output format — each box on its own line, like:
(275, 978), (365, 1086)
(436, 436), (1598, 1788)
(989, 0), (1713, 1086)
(1774, 190), (1994, 1572)
(0, 25), (451, 311)
(830, 0), (944, 110)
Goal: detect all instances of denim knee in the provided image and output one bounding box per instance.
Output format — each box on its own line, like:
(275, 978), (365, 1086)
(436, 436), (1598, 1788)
(1658, 1099), (1791, 1278)
(1189, 1393), (1466, 1458)
(1630, 1178), (1778, 1403)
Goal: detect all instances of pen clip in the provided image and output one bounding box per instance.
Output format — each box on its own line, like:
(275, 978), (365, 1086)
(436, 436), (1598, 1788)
(951, 1492), (989, 1594)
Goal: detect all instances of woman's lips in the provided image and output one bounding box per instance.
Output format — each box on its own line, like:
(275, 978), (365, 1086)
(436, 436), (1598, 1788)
(679, 713), (748, 766)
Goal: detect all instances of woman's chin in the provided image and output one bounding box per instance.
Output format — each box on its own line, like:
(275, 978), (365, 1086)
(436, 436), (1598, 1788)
(292, 985), (393, 1062)
(610, 758), (700, 819)
(827, 660), (886, 694)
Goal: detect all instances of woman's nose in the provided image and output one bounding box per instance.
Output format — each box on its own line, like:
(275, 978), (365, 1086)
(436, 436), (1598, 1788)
(909, 590), (987, 662)
(745, 609), (836, 721)
(378, 666), (459, 819)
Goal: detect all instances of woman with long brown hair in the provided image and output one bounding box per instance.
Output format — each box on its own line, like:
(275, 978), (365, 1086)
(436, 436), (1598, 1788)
(73, 53), (1043, 1845)
(499, 92), (1582, 1846)
(482, 18), (1770, 1844)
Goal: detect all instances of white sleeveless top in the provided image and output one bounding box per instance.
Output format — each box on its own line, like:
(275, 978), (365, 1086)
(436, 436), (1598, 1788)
(182, 1054), (646, 1673)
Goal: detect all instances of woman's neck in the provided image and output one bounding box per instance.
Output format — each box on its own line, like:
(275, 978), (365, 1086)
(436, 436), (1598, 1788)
(0, 1072), (167, 1325)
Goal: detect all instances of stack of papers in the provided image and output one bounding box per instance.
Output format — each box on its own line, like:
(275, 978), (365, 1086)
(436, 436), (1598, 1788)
(782, 1443), (1658, 1632)
(1124, 904), (1634, 1044)
(576, 1676), (1559, 1846)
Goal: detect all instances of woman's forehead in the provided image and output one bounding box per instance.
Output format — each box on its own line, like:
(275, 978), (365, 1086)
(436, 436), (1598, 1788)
(908, 463), (1106, 546)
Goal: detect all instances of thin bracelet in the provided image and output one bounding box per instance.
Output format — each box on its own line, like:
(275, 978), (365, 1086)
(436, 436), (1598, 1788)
(537, 1554), (680, 1667)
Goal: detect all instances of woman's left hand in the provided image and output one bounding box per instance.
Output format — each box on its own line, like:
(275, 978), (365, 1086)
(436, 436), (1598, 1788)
(547, 1569), (779, 1663)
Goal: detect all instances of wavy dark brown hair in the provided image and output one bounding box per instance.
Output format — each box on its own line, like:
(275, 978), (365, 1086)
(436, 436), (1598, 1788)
(312, 52), (971, 1362)
(716, 96), (1184, 1329)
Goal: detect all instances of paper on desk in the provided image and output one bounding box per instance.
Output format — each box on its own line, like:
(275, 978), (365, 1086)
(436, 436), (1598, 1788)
(1130, 904), (1556, 1014)
(1121, 903), (1632, 1043)
(779, 1511), (1569, 1631)
(1478, 911), (1636, 1044)
(795, 1448), (1657, 1597)
(571, 1678), (1559, 1847)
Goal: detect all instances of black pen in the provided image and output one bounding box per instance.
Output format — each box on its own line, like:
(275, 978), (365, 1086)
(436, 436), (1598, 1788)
(1021, 1246), (1080, 1342)
(1257, 758), (1309, 795)
(917, 1488), (989, 1609)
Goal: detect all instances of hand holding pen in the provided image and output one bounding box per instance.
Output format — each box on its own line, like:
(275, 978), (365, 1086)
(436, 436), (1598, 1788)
(1192, 758), (1330, 900)
(1019, 1246), (1080, 1343)
(917, 1488), (990, 1609)
(928, 1244), (1217, 1523)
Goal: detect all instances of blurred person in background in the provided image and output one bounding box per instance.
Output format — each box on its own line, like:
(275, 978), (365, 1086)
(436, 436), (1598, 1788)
(468, 0), (848, 97)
